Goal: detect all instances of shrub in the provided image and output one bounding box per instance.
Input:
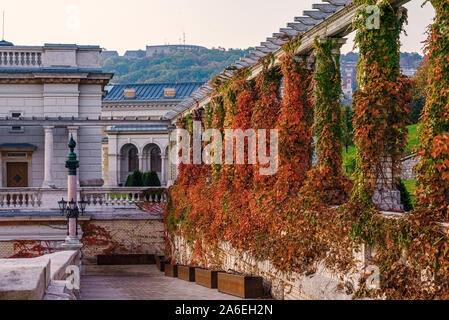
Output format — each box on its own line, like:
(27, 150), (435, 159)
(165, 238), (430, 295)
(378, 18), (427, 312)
(125, 169), (143, 187)
(396, 178), (413, 212)
(143, 171), (161, 187)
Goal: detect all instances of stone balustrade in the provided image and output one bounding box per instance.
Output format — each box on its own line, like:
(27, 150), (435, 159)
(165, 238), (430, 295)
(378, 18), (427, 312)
(0, 49), (43, 68)
(0, 187), (166, 212)
(80, 187), (167, 210)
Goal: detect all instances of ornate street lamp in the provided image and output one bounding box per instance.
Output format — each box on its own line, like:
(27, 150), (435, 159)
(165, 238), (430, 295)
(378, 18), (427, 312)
(61, 135), (83, 250)
(58, 197), (87, 237)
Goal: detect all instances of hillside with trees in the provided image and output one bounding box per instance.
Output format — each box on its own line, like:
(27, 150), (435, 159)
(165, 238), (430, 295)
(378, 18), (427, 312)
(102, 48), (252, 84)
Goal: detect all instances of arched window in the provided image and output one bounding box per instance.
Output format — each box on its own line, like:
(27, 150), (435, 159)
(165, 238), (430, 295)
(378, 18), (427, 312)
(151, 147), (162, 172)
(128, 147), (139, 172)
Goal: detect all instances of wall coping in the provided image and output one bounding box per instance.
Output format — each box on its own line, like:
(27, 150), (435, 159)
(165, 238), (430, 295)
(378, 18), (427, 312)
(0, 251), (79, 300)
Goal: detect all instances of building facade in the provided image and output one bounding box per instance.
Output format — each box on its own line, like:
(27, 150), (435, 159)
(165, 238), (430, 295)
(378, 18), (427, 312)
(0, 41), (112, 189)
(101, 82), (203, 187)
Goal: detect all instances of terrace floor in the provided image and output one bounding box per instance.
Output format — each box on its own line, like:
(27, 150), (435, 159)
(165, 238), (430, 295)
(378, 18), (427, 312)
(80, 265), (241, 300)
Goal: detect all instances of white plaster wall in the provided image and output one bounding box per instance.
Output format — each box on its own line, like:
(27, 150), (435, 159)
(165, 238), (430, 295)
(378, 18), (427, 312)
(0, 85), (45, 187)
(0, 83), (103, 188)
(78, 85), (103, 185)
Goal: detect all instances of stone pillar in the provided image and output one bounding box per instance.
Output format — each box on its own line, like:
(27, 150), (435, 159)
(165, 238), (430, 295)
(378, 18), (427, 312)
(42, 126), (55, 188)
(107, 135), (119, 187)
(107, 154), (119, 186)
(161, 155), (167, 186)
(372, 155), (403, 211)
(138, 154), (145, 172)
(68, 127), (80, 186)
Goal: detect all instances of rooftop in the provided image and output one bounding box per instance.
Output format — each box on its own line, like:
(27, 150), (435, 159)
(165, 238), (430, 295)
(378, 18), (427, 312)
(103, 82), (204, 103)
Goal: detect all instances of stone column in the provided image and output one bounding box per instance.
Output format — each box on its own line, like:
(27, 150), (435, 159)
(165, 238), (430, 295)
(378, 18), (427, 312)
(161, 155), (167, 186)
(139, 154), (145, 172)
(107, 154), (119, 187)
(42, 126), (55, 188)
(68, 127), (80, 187)
(106, 135), (119, 186)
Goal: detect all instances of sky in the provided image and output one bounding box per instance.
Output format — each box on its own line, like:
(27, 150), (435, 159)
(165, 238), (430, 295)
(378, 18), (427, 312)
(0, 0), (435, 55)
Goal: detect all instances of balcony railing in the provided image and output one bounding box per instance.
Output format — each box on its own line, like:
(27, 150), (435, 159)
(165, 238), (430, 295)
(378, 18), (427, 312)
(80, 187), (167, 209)
(0, 187), (166, 211)
(0, 50), (43, 68)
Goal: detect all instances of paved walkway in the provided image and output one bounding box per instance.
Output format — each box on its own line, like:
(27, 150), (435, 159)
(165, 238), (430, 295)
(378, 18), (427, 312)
(80, 265), (241, 300)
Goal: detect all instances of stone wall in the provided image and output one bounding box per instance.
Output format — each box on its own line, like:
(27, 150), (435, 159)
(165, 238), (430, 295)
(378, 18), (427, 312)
(0, 213), (165, 261)
(400, 154), (419, 181)
(81, 217), (165, 262)
(171, 235), (372, 300)
(0, 250), (81, 300)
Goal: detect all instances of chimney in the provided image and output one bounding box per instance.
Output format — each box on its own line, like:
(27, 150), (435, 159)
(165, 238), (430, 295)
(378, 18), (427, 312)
(124, 88), (136, 98)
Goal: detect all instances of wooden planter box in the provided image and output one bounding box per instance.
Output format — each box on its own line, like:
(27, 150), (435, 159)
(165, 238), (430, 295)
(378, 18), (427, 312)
(217, 273), (264, 299)
(155, 256), (168, 272)
(178, 265), (196, 282)
(165, 264), (178, 277)
(97, 254), (155, 266)
(195, 268), (219, 289)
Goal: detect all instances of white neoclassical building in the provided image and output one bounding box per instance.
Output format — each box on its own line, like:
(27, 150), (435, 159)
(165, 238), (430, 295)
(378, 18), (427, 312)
(0, 40), (113, 188)
(101, 82), (203, 186)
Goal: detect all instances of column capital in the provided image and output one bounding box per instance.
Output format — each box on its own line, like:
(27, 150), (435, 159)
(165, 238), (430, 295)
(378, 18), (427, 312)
(44, 126), (55, 131)
(316, 36), (347, 53)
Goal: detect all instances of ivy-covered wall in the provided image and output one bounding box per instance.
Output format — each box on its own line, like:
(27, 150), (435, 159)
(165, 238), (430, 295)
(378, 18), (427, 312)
(164, 2), (449, 299)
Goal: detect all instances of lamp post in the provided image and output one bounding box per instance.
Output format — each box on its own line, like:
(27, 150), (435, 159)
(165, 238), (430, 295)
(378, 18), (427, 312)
(60, 135), (84, 250)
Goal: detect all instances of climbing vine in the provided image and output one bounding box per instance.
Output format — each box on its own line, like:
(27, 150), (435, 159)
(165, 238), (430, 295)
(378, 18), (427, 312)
(352, 0), (411, 205)
(415, 0), (449, 221)
(163, 3), (449, 300)
(304, 37), (352, 205)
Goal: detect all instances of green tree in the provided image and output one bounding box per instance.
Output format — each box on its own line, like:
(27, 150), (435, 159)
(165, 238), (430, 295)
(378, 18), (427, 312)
(143, 171), (161, 187)
(125, 169), (143, 187)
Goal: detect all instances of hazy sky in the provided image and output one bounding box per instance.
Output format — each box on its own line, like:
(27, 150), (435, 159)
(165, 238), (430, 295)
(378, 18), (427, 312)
(0, 0), (434, 55)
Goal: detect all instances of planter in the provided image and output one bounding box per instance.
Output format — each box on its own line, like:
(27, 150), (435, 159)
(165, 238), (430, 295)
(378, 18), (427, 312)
(165, 264), (178, 277)
(217, 273), (264, 299)
(195, 268), (219, 289)
(97, 254), (155, 266)
(178, 265), (196, 282)
(155, 256), (167, 272)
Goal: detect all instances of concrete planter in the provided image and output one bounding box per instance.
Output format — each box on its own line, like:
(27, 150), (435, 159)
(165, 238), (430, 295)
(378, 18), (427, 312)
(165, 264), (178, 277)
(97, 254), (155, 265)
(217, 273), (264, 299)
(177, 265), (196, 282)
(195, 268), (219, 289)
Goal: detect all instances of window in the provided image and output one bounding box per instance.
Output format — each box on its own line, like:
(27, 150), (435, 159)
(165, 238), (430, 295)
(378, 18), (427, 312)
(151, 147), (162, 172)
(124, 89), (136, 98)
(128, 147), (139, 172)
(10, 112), (24, 133)
(164, 88), (176, 97)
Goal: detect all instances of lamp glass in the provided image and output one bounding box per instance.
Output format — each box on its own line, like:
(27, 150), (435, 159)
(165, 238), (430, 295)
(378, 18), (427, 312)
(78, 198), (87, 213)
(58, 199), (67, 212)
(69, 199), (77, 211)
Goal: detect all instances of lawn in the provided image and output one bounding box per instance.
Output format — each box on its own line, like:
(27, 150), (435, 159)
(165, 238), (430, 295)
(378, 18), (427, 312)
(343, 124), (419, 176)
(405, 124), (418, 156)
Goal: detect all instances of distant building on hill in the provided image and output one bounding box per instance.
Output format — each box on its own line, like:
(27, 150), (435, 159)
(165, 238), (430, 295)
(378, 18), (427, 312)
(146, 45), (207, 57)
(124, 50), (146, 59)
(100, 50), (119, 63)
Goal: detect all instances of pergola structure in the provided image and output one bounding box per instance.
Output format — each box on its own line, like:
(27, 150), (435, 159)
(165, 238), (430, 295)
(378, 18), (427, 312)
(165, 0), (414, 211)
(164, 0), (410, 121)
